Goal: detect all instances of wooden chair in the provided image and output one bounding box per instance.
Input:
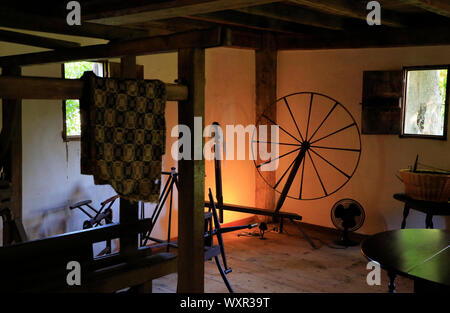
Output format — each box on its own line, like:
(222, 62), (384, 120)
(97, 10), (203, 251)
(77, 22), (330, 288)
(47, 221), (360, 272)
(69, 194), (118, 256)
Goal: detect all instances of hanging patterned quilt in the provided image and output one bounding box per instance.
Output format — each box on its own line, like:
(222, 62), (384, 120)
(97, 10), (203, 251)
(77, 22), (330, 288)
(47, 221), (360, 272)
(80, 71), (166, 202)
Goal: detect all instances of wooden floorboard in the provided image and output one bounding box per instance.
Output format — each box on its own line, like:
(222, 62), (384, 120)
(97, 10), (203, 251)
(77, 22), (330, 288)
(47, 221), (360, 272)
(153, 222), (414, 293)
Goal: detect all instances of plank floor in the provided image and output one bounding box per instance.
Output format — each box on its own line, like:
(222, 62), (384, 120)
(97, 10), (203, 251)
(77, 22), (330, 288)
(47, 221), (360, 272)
(152, 222), (414, 293)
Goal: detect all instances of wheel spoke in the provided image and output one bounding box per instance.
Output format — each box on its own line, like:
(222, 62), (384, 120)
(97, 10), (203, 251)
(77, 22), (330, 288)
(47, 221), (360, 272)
(308, 102), (338, 142)
(304, 93), (314, 140)
(252, 140), (301, 147)
(310, 145), (360, 152)
(256, 147), (301, 169)
(309, 148), (351, 179)
(307, 150), (328, 197)
(310, 122), (356, 145)
(299, 152), (306, 199)
(284, 97), (305, 142)
(274, 156), (297, 189)
(262, 114), (302, 144)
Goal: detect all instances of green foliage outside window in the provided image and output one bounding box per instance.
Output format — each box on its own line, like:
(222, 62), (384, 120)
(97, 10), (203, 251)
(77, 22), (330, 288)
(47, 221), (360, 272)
(64, 62), (99, 137)
(439, 70), (448, 114)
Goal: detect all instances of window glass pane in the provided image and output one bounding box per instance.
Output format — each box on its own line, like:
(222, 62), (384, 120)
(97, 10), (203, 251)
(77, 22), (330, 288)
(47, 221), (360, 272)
(403, 68), (447, 136)
(64, 61), (104, 137)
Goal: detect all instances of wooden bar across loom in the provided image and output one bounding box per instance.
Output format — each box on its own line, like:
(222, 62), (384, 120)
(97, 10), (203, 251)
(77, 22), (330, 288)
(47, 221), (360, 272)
(0, 76), (188, 101)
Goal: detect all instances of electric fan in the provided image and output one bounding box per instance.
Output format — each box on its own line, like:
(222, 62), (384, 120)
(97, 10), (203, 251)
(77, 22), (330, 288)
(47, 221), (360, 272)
(331, 199), (365, 247)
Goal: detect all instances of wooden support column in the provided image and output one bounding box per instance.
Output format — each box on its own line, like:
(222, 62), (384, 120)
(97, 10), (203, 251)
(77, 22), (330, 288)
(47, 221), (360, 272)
(117, 55), (155, 293)
(1, 66), (22, 222)
(177, 48), (205, 293)
(255, 33), (277, 212)
(118, 56), (140, 258)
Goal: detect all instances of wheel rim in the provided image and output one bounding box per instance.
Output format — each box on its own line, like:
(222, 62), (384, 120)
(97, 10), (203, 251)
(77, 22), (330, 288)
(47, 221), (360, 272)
(252, 92), (361, 201)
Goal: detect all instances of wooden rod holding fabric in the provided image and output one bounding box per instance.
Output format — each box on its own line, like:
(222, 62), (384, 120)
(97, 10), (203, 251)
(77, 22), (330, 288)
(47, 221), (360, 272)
(0, 76), (188, 101)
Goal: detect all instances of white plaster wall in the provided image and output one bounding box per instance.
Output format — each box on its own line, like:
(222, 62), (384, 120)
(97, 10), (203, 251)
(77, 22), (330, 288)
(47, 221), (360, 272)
(278, 46), (450, 234)
(205, 47), (256, 222)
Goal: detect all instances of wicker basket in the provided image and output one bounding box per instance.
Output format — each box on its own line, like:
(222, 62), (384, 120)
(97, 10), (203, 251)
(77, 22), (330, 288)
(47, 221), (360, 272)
(398, 169), (450, 202)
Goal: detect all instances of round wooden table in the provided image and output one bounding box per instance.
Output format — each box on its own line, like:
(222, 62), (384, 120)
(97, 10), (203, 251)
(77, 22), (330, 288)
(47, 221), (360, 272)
(361, 229), (450, 293)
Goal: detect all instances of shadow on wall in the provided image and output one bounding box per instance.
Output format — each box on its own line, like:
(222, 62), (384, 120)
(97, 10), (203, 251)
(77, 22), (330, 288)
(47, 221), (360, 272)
(24, 184), (115, 240)
(26, 204), (70, 240)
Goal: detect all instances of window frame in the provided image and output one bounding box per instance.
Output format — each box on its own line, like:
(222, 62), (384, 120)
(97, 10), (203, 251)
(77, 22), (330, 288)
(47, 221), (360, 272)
(400, 64), (449, 141)
(61, 61), (109, 142)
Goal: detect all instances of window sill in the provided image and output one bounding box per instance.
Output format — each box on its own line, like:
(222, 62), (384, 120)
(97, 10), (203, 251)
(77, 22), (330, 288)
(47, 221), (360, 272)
(399, 134), (447, 141)
(63, 135), (81, 142)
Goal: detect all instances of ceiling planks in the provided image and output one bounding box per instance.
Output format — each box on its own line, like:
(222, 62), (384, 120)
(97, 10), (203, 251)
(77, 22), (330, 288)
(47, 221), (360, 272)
(86, 0), (282, 25)
(235, 3), (346, 30)
(0, 7), (149, 41)
(288, 0), (407, 27)
(184, 10), (324, 34)
(398, 0), (450, 17)
(0, 0), (448, 54)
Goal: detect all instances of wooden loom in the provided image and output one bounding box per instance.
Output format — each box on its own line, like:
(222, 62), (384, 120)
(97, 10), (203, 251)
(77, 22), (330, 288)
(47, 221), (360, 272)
(0, 67), (190, 292)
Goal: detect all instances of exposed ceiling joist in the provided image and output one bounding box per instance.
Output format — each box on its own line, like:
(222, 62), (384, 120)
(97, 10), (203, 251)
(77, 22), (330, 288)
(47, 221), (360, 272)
(0, 29), (80, 49)
(86, 0), (281, 25)
(0, 28), (223, 68)
(399, 0), (450, 17)
(288, 0), (407, 27)
(0, 7), (149, 41)
(277, 26), (450, 50)
(236, 3), (346, 30)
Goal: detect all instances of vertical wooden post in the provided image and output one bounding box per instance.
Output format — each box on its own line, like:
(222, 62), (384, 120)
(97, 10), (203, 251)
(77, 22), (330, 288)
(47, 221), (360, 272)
(118, 56), (139, 257)
(255, 33), (277, 211)
(1, 66), (22, 222)
(177, 48), (205, 293)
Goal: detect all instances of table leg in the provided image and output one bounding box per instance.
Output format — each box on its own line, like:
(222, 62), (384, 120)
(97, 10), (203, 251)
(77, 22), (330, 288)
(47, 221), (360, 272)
(388, 271), (396, 293)
(425, 214), (434, 229)
(401, 205), (410, 229)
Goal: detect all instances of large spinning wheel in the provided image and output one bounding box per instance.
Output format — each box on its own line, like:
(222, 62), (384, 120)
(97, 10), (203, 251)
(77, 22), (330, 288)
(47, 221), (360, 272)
(252, 92), (361, 212)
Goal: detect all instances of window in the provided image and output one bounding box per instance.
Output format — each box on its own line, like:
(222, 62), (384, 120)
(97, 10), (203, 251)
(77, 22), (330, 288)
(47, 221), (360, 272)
(62, 61), (106, 140)
(401, 65), (449, 139)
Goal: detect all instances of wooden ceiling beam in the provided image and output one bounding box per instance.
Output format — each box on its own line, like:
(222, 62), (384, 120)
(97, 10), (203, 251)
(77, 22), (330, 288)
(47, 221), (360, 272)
(277, 27), (450, 50)
(221, 28), (263, 50)
(0, 29), (80, 49)
(398, 0), (450, 18)
(0, 76), (188, 101)
(86, 0), (281, 25)
(0, 7), (149, 40)
(236, 3), (346, 30)
(288, 0), (407, 27)
(0, 28), (222, 68)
